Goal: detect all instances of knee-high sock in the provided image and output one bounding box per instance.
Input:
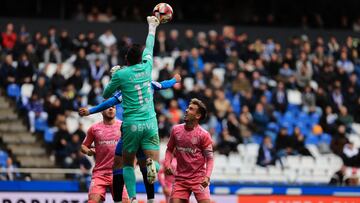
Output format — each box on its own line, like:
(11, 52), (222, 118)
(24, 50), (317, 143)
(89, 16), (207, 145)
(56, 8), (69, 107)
(113, 169), (124, 201)
(123, 166), (136, 199)
(140, 167), (154, 200)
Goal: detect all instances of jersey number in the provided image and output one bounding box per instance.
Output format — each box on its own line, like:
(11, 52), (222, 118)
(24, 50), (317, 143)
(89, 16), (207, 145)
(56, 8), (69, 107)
(134, 82), (151, 105)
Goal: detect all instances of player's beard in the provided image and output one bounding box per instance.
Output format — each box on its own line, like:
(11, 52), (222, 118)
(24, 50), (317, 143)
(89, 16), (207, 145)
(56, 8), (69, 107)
(102, 111), (116, 122)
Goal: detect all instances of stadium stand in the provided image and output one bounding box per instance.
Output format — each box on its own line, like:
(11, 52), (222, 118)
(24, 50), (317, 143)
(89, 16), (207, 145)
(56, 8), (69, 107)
(0, 22), (359, 186)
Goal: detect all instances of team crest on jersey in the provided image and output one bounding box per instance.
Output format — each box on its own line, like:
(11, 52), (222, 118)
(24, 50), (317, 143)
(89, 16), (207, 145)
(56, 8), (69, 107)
(191, 136), (198, 144)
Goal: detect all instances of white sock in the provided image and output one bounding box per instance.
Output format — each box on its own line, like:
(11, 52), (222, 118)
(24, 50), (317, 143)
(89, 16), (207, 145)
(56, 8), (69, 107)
(114, 201), (122, 203)
(147, 199), (155, 203)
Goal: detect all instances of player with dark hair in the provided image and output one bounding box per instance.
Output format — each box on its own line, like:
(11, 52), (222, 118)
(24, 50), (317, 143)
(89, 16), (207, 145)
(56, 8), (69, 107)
(165, 98), (214, 203)
(81, 106), (129, 203)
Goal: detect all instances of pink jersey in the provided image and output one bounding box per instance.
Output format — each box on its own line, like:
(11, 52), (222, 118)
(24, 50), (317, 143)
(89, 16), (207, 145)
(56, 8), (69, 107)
(165, 124), (213, 182)
(83, 120), (122, 177)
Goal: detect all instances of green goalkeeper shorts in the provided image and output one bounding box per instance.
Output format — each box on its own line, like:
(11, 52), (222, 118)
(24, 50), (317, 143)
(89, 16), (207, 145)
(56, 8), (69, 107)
(121, 117), (159, 154)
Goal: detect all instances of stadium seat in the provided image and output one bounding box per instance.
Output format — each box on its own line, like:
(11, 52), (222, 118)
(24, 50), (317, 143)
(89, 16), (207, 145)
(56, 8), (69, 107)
(183, 77), (194, 92)
(44, 128), (56, 143)
(267, 122), (279, 133)
(20, 83), (34, 99)
(305, 134), (320, 145)
(319, 133), (332, 145)
(35, 117), (48, 132)
(61, 63), (75, 79)
(300, 156), (315, 168)
(44, 63), (57, 78)
(287, 89), (302, 105)
(177, 98), (188, 112)
(231, 94), (241, 116)
(244, 143), (259, 157)
(7, 83), (21, 100)
(0, 150), (8, 166)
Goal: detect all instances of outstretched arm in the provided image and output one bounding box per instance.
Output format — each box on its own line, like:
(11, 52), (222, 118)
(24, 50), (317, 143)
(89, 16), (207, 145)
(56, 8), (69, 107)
(151, 74), (182, 90)
(89, 97), (120, 114)
(142, 16), (160, 64)
(103, 71), (121, 99)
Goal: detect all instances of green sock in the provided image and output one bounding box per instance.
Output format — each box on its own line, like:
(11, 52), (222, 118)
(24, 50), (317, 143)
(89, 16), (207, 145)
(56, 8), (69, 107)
(123, 166), (136, 198)
(155, 161), (160, 172)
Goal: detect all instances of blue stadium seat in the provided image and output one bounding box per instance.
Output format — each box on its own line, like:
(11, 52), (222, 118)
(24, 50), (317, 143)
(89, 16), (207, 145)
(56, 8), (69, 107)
(297, 112), (309, 123)
(177, 98), (188, 112)
(44, 128), (55, 143)
(320, 133), (332, 145)
(231, 94), (241, 116)
(305, 134), (320, 145)
(35, 117), (48, 132)
(6, 83), (21, 100)
(225, 90), (234, 102)
(252, 134), (264, 144)
(267, 122), (279, 133)
(281, 111), (295, 125)
(0, 150), (8, 167)
(287, 104), (301, 115)
(296, 122), (310, 136)
(310, 113), (321, 125)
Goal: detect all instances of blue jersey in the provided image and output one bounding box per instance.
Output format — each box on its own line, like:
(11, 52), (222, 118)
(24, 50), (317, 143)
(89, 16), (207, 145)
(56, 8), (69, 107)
(89, 78), (177, 115)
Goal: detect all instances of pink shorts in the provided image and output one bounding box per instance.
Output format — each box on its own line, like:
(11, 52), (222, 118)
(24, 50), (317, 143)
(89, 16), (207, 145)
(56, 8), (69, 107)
(89, 174), (129, 201)
(170, 179), (210, 201)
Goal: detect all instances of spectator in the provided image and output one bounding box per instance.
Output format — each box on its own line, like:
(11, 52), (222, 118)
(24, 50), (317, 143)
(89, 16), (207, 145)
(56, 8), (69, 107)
(239, 113), (254, 143)
(272, 82), (288, 113)
(25, 44), (39, 68)
(217, 128), (238, 156)
(73, 48), (91, 79)
(53, 122), (72, 166)
(86, 44), (108, 67)
(88, 80), (103, 105)
(329, 166), (347, 185)
(275, 127), (295, 157)
(252, 103), (270, 135)
(59, 30), (73, 60)
(302, 86), (316, 113)
(214, 90), (231, 119)
(232, 71), (251, 93)
(64, 134), (82, 168)
(33, 75), (49, 99)
(26, 93), (48, 133)
(291, 127), (313, 156)
(89, 59), (107, 83)
(0, 54), (17, 88)
(1, 157), (19, 181)
(167, 99), (183, 124)
(336, 51), (354, 74)
(257, 136), (277, 167)
(16, 53), (34, 84)
(182, 29), (196, 50)
(337, 106), (354, 129)
(188, 48), (204, 76)
(167, 29), (180, 52)
(72, 33), (89, 52)
(154, 30), (169, 56)
(44, 27), (61, 64)
(1, 23), (17, 52)
(330, 125), (349, 156)
(67, 68), (84, 92)
(98, 29), (117, 55)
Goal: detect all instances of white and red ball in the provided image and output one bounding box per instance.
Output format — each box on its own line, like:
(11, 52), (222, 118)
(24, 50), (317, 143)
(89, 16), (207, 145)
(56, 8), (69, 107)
(153, 3), (173, 24)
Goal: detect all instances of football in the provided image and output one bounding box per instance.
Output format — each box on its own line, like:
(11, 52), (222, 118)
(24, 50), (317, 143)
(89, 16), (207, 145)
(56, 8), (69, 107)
(153, 3), (173, 24)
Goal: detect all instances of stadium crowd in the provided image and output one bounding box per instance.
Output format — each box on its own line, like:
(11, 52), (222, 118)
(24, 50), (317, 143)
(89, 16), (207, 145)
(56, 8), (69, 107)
(0, 22), (360, 180)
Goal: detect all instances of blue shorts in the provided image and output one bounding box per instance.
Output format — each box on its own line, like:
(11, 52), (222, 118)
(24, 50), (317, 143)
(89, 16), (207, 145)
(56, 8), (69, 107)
(115, 138), (146, 160)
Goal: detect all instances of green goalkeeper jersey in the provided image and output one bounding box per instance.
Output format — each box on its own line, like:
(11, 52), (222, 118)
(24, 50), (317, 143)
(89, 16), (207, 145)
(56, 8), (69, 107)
(103, 34), (156, 122)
